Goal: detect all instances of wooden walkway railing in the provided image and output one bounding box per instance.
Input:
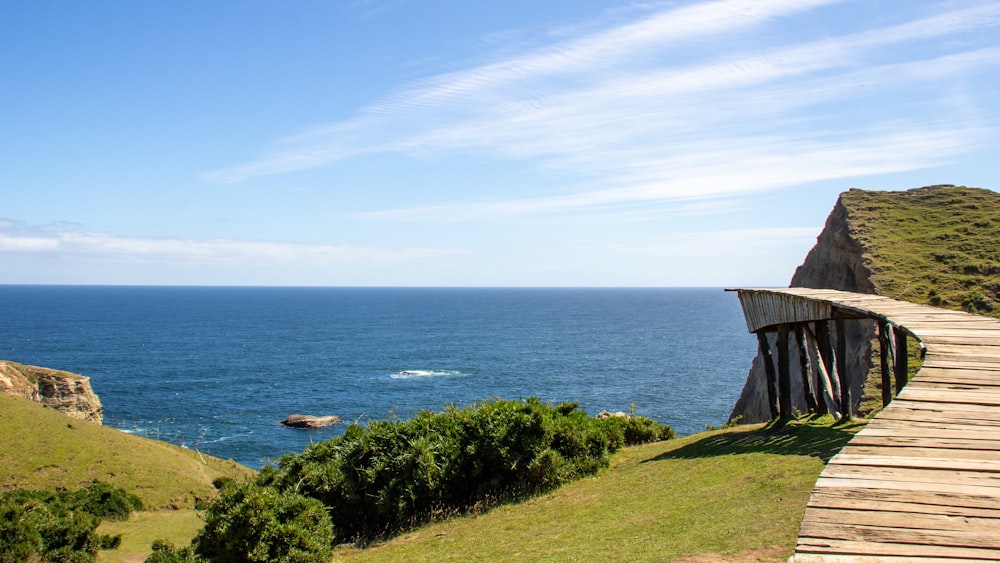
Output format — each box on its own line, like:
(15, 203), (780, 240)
(731, 288), (1000, 561)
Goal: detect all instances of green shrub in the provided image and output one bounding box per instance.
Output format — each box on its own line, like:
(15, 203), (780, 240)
(145, 540), (201, 563)
(191, 482), (333, 563)
(599, 415), (675, 446)
(70, 481), (143, 521)
(267, 397), (672, 543)
(0, 483), (137, 563)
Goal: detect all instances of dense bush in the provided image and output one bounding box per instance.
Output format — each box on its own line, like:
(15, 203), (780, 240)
(263, 397), (672, 542)
(145, 540), (200, 563)
(0, 482), (140, 563)
(149, 398), (672, 559)
(191, 482), (333, 563)
(68, 480), (143, 521)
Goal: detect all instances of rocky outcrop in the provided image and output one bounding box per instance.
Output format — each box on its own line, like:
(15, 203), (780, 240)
(729, 191), (878, 423)
(0, 360), (103, 424)
(280, 414), (342, 429)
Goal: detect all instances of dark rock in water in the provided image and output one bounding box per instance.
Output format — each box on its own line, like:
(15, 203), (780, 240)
(281, 414), (342, 429)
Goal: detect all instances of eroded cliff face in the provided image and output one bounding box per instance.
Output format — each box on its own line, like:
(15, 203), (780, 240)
(729, 194), (877, 423)
(0, 360), (103, 424)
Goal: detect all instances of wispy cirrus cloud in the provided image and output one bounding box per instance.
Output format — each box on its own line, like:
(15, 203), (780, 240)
(0, 220), (467, 264)
(202, 0), (1000, 220)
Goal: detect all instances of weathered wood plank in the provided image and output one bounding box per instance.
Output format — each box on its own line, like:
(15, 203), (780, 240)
(794, 554), (988, 563)
(821, 465), (1000, 490)
(847, 436), (1000, 451)
(873, 411), (1000, 428)
(796, 537), (1000, 560)
(895, 387), (1000, 406)
(807, 487), (1000, 512)
(883, 398), (1000, 414)
(801, 507), (1000, 533)
(798, 521), (1000, 549)
(841, 445), (1000, 461)
(814, 475), (1000, 497)
(832, 454), (1000, 473)
(864, 416), (1000, 432)
(853, 425), (1000, 442)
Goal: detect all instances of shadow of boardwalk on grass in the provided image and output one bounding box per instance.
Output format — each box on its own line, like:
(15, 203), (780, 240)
(645, 419), (863, 464)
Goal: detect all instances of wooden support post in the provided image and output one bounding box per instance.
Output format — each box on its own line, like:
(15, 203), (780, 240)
(816, 321), (840, 412)
(836, 317), (852, 420)
(795, 324), (818, 413)
(777, 324), (792, 420)
(878, 320), (893, 406)
(894, 329), (909, 392)
(757, 331), (779, 420)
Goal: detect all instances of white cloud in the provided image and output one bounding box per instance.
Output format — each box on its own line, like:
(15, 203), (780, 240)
(0, 223), (468, 264)
(202, 0), (1000, 221)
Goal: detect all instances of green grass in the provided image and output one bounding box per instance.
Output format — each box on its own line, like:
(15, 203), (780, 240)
(0, 393), (253, 510)
(331, 416), (862, 562)
(97, 510), (205, 563)
(1, 393), (256, 561)
(843, 185), (1000, 316)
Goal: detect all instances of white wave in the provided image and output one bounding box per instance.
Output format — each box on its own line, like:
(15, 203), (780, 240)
(390, 369), (466, 379)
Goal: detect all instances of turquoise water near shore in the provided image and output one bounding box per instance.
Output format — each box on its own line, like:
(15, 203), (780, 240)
(0, 286), (755, 468)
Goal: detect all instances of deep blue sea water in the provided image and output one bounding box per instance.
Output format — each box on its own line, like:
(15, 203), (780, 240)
(0, 286), (755, 468)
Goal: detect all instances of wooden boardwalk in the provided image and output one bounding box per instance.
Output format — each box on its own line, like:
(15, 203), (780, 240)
(742, 288), (1000, 561)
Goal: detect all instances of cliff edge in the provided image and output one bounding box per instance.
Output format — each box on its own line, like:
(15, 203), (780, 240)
(0, 360), (103, 424)
(730, 185), (1000, 423)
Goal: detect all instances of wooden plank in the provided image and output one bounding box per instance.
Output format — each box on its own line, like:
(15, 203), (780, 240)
(840, 445), (1000, 462)
(806, 487), (1000, 512)
(896, 388), (1000, 406)
(798, 520), (1000, 549)
(801, 507), (1000, 533)
(920, 336), (1000, 347)
(926, 348), (1000, 360)
(854, 425), (1000, 442)
(904, 383), (1000, 395)
(794, 554), (988, 563)
(832, 454), (1000, 473)
(873, 411), (1000, 428)
(864, 416), (1000, 432)
(884, 398), (1000, 415)
(848, 436), (1000, 451)
(914, 366), (1000, 379)
(796, 537), (1000, 560)
(907, 378), (1000, 389)
(924, 362), (1000, 371)
(815, 475), (1000, 497)
(820, 465), (1000, 489)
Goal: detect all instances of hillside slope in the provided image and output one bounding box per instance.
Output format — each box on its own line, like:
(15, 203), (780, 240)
(731, 185), (1000, 423)
(0, 393), (252, 509)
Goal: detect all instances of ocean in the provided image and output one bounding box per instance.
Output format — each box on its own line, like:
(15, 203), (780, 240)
(0, 286), (756, 468)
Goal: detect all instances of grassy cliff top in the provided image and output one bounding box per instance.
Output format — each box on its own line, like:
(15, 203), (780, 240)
(0, 393), (253, 509)
(842, 185), (1000, 316)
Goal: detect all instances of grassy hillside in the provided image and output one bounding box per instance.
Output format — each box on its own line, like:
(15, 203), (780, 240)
(333, 417), (862, 562)
(843, 185), (1000, 316)
(0, 393), (252, 510)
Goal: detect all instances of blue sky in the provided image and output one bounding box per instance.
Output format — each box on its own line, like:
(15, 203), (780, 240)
(2, 0), (998, 287)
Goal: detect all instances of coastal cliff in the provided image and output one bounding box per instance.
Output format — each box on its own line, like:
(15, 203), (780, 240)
(0, 360), (103, 424)
(729, 185), (1000, 423)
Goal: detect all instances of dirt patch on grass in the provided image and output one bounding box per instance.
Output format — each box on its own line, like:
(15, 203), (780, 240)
(674, 545), (789, 562)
